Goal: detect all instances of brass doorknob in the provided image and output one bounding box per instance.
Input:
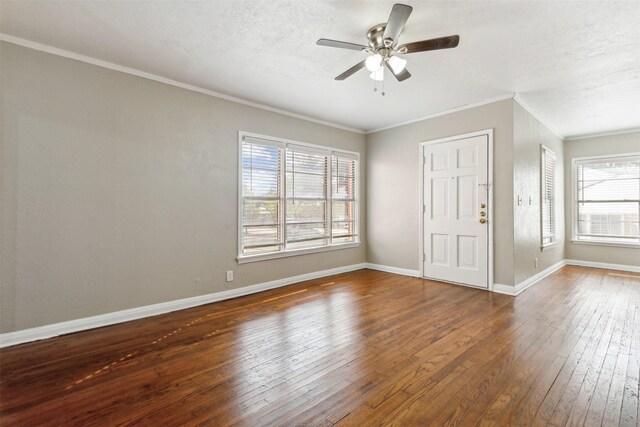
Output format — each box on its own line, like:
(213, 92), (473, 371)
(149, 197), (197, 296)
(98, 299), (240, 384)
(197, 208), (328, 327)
(479, 218), (487, 224)
(480, 203), (486, 208)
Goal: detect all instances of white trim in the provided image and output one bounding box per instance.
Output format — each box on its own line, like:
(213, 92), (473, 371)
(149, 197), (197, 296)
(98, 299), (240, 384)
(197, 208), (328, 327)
(513, 94), (565, 141)
(541, 241), (558, 251)
(238, 242), (360, 264)
(238, 131), (361, 157)
(493, 260), (566, 296)
(570, 240), (640, 249)
(418, 129), (494, 291)
(565, 259), (640, 273)
(0, 34), (364, 135)
(564, 127), (640, 141)
(492, 283), (518, 296)
(0, 263), (366, 348)
(365, 263), (420, 277)
(367, 94), (514, 134)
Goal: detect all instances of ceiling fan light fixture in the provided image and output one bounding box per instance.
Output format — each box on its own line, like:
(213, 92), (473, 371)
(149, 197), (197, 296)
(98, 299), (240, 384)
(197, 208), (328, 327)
(388, 56), (407, 74)
(370, 67), (384, 81)
(365, 54), (383, 72)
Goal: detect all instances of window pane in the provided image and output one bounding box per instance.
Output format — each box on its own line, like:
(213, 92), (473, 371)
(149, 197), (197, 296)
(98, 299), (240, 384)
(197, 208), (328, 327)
(332, 201), (354, 222)
(333, 156), (356, 177)
(578, 201), (639, 237)
(286, 172), (326, 198)
(242, 225), (282, 254)
(286, 223), (328, 245)
(242, 143), (281, 170)
(332, 156), (356, 201)
(286, 200), (326, 223)
(243, 199), (279, 226)
(577, 160), (640, 201)
(286, 150), (327, 174)
(332, 221), (356, 242)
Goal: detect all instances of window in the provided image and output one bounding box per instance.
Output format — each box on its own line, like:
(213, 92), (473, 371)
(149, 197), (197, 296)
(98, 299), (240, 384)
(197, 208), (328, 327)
(573, 153), (640, 246)
(540, 145), (556, 248)
(239, 133), (359, 261)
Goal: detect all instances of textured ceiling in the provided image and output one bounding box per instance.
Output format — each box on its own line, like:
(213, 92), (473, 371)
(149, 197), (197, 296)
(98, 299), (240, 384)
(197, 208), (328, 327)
(1, 0), (639, 137)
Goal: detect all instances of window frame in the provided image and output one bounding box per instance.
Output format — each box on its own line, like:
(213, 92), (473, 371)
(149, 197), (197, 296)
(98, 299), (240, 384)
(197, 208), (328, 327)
(237, 131), (360, 264)
(540, 145), (557, 250)
(571, 152), (640, 248)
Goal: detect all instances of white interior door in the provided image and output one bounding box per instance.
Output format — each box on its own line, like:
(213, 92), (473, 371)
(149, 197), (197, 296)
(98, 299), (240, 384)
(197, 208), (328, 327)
(423, 134), (489, 288)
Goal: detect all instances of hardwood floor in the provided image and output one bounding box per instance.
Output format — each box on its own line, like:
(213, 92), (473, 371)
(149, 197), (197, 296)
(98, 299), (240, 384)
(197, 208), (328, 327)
(1, 266), (639, 426)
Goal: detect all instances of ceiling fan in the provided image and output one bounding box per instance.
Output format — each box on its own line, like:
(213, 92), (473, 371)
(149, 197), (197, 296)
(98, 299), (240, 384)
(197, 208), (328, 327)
(317, 3), (460, 82)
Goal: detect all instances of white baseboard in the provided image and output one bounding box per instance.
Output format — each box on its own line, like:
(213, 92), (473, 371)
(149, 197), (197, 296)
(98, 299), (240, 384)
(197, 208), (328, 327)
(365, 263), (420, 277)
(492, 283), (518, 296)
(493, 260), (566, 296)
(3, 258), (637, 348)
(0, 263), (366, 348)
(565, 259), (640, 273)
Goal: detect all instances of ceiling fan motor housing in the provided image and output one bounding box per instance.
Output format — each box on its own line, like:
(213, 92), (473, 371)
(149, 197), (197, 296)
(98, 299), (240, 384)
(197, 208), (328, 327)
(367, 25), (390, 50)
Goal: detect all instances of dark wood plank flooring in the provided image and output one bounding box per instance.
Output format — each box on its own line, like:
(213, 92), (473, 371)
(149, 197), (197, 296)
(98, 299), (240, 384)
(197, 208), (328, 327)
(1, 266), (639, 426)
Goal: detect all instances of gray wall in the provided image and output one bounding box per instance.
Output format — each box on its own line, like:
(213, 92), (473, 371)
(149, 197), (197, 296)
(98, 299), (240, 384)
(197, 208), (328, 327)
(563, 132), (640, 266)
(365, 99), (516, 285)
(513, 101), (565, 284)
(0, 42), (366, 332)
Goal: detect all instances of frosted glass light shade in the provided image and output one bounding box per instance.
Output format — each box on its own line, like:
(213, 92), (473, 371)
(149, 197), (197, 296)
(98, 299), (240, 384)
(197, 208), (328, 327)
(388, 56), (407, 74)
(365, 54), (383, 72)
(370, 67), (384, 81)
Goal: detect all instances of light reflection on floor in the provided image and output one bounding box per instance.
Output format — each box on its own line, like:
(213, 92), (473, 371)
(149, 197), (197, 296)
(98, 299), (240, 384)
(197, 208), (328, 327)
(231, 282), (362, 410)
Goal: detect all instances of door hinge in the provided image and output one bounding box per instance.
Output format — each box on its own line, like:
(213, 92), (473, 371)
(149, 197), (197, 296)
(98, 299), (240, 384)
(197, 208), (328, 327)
(423, 204), (426, 213)
(423, 253), (426, 262)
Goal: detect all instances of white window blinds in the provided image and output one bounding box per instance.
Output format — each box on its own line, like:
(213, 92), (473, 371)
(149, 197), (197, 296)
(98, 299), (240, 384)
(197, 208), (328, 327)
(575, 154), (640, 245)
(286, 145), (330, 249)
(541, 146), (556, 247)
(332, 153), (357, 244)
(240, 134), (359, 259)
(241, 138), (283, 255)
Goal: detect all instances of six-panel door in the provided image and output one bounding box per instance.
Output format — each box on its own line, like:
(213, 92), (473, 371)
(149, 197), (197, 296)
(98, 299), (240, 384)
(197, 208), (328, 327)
(423, 134), (489, 288)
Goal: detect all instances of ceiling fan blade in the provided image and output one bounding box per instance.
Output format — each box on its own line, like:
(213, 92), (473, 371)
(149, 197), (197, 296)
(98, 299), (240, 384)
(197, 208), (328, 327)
(335, 60), (366, 80)
(385, 62), (411, 82)
(383, 4), (413, 42)
(399, 35), (460, 53)
(317, 38), (367, 51)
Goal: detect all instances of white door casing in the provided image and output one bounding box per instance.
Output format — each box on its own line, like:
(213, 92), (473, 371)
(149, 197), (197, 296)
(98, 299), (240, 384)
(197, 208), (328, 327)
(421, 132), (491, 289)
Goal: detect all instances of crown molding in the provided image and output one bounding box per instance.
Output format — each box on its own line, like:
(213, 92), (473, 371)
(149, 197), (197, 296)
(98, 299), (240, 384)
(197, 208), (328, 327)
(563, 127), (640, 141)
(366, 93), (516, 134)
(513, 94), (565, 141)
(0, 34), (365, 135)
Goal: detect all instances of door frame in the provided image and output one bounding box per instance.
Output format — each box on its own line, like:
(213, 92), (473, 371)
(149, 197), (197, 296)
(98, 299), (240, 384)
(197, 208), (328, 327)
(418, 129), (494, 291)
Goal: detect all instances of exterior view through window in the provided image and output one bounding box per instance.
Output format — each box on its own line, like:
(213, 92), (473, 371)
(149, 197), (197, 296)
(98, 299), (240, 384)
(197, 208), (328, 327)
(574, 153), (640, 245)
(239, 133), (359, 260)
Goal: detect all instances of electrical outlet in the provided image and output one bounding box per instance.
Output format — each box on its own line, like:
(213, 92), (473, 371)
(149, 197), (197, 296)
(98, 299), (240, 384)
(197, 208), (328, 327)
(534, 258), (538, 268)
(226, 270), (233, 282)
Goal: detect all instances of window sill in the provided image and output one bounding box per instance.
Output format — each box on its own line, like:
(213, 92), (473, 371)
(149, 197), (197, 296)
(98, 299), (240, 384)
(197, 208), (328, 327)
(237, 242), (360, 264)
(571, 240), (640, 249)
(540, 242), (558, 252)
